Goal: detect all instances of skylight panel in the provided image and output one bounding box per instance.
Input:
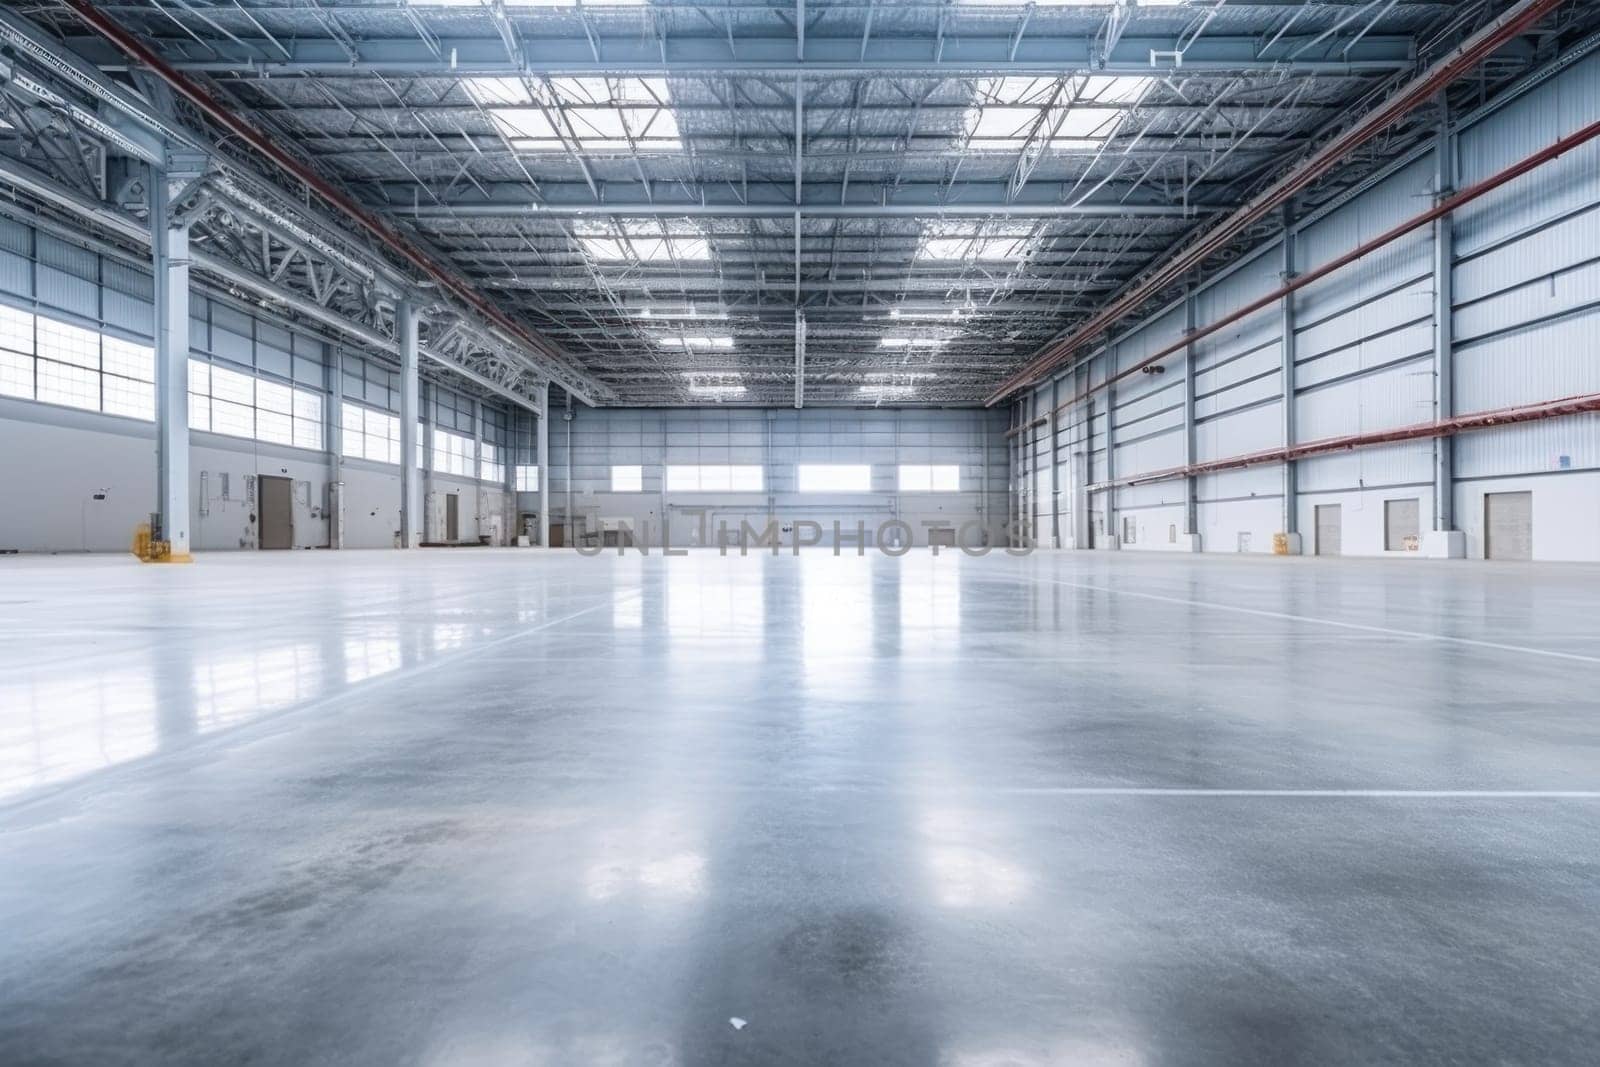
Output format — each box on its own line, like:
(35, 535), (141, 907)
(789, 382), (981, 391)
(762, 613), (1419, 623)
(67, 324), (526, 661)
(435, 0), (653, 7)
(961, 73), (1152, 153)
(1082, 75), (1154, 105)
(473, 76), (681, 153)
(859, 372), (935, 402)
(968, 106), (1044, 148)
(656, 336), (733, 349)
(500, 0), (650, 6)
(916, 228), (1032, 262)
(857, 385), (918, 401)
(629, 236), (708, 262)
(572, 225), (628, 260)
(889, 308), (968, 320)
(463, 78), (534, 106)
(1051, 107), (1124, 149)
(573, 222), (708, 263)
(638, 305), (727, 320)
(685, 376), (747, 400)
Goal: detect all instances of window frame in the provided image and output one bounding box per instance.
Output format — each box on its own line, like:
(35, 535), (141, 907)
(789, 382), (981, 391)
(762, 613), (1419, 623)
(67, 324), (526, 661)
(797, 463), (873, 493)
(611, 464), (644, 492)
(897, 464), (961, 492)
(665, 464), (764, 492)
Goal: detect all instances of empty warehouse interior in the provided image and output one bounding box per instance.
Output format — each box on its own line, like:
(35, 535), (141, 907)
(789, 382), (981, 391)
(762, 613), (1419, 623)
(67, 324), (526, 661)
(3, 0), (1600, 1063)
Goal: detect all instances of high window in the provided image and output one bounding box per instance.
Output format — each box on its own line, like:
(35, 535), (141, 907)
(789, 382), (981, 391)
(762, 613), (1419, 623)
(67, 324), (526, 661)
(190, 359), (323, 450)
(899, 465), (960, 492)
(612, 464), (644, 492)
(798, 464), (872, 492)
(340, 403), (401, 464)
(0, 305), (155, 421)
(666, 465), (763, 492)
(433, 429), (475, 478)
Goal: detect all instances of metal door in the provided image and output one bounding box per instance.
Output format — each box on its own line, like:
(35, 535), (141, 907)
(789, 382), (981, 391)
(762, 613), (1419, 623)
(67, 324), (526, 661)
(445, 493), (460, 542)
(1484, 491), (1532, 560)
(1315, 504), (1341, 557)
(1385, 498), (1419, 551)
(259, 476), (293, 550)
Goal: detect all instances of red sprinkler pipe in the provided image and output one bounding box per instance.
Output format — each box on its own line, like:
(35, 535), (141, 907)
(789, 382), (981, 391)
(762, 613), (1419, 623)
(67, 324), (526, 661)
(61, 0), (575, 374)
(985, 0), (1571, 406)
(1082, 391), (1600, 492)
(1006, 113), (1600, 440)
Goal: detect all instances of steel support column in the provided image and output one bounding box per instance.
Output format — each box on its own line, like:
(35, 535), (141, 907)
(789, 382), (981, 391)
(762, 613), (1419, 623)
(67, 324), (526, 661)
(1082, 391), (1095, 548)
(1102, 356), (1119, 550)
(422, 382), (436, 542)
(397, 298), (421, 548)
(1433, 100), (1457, 533)
(1049, 378), (1061, 549)
(536, 382), (550, 548)
(472, 398), (484, 536)
(1280, 208), (1299, 547)
(504, 409), (517, 546)
(326, 341), (344, 549)
(1183, 283), (1199, 539)
(149, 163), (191, 559)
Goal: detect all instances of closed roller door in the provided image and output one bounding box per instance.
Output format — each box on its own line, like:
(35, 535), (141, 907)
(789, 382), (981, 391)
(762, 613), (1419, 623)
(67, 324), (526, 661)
(1485, 491), (1532, 560)
(1315, 504), (1341, 557)
(1385, 499), (1420, 552)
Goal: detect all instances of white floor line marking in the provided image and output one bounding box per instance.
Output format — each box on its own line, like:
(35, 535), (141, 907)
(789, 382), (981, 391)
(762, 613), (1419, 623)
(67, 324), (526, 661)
(1026, 575), (1600, 665)
(989, 788), (1600, 798)
(243, 590), (645, 716)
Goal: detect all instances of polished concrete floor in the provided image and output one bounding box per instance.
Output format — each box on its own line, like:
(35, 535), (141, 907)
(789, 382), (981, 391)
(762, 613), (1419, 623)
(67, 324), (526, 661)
(3, 548), (1600, 1065)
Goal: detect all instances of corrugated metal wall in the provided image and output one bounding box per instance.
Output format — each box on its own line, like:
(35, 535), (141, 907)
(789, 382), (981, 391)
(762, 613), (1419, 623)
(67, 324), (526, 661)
(1012, 51), (1600, 561)
(0, 211), (517, 461)
(1452, 53), (1600, 481)
(551, 406), (1011, 548)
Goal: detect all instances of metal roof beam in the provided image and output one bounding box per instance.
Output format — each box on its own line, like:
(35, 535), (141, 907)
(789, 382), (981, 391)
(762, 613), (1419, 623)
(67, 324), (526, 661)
(388, 184), (1199, 217)
(71, 33), (1420, 77)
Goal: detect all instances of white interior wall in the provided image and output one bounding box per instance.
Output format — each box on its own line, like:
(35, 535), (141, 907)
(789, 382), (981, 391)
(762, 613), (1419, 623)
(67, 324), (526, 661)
(0, 208), (521, 553)
(550, 407), (1011, 549)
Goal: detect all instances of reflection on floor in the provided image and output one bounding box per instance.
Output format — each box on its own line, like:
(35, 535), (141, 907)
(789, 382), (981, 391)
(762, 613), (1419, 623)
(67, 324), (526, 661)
(2, 549), (1600, 1064)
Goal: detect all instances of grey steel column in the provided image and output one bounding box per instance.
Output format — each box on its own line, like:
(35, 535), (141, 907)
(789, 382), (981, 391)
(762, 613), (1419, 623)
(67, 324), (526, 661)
(325, 342), (343, 549)
(472, 397), (484, 537)
(1433, 98), (1457, 532)
(504, 409), (517, 545)
(396, 298), (420, 548)
(1050, 378), (1061, 549)
(1280, 208), (1299, 541)
(422, 381), (436, 542)
(1074, 365), (1091, 550)
(536, 382), (550, 547)
(149, 163), (191, 558)
(1183, 282), (1199, 538)
(564, 395), (574, 545)
(1103, 352), (1118, 550)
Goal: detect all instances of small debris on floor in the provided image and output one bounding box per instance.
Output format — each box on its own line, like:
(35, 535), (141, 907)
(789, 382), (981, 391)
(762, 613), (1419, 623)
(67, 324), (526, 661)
(728, 1017), (747, 1031)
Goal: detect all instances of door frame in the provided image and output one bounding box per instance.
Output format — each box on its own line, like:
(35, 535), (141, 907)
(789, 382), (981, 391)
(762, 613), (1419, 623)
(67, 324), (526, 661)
(1314, 503), (1342, 557)
(258, 474), (295, 550)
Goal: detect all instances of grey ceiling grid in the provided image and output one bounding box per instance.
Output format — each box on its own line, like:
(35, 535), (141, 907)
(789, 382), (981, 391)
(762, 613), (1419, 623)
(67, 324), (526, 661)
(4, 1), (1595, 407)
